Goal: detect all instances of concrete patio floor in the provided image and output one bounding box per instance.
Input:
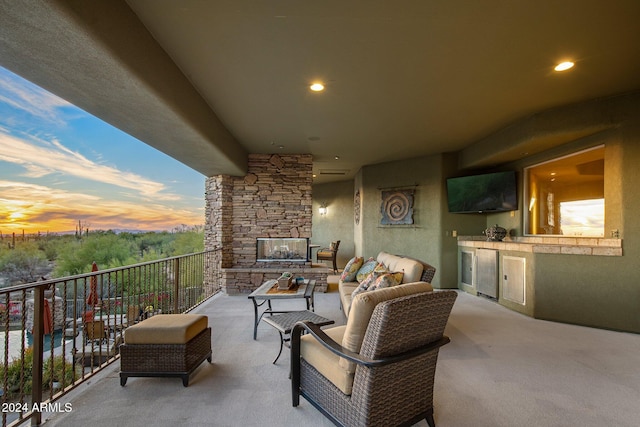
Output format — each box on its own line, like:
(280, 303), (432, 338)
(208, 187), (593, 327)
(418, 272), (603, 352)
(41, 288), (640, 427)
(42, 288), (346, 427)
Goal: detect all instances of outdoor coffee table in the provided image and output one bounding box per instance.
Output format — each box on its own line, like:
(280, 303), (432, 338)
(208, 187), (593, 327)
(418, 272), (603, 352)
(248, 279), (316, 340)
(262, 310), (334, 364)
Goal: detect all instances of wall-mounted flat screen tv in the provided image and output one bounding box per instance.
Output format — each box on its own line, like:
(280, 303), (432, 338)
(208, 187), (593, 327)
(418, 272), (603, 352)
(446, 171), (517, 213)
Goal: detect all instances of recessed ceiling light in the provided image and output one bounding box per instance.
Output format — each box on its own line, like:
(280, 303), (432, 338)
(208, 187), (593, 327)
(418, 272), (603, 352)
(334, 155), (340, 160)
(554, 61), (574, 72)
(310, 83), (325, 92)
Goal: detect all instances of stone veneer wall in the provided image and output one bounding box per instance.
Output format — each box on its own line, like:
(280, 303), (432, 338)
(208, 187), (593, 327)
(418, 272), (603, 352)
(205, 153), (329, 294)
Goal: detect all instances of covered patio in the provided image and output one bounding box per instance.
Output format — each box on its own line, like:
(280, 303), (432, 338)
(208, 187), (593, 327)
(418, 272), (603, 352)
(41, 290), (640, 427)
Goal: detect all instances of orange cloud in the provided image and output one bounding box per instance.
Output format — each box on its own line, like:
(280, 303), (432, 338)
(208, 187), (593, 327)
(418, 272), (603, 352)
(0, 180), (202, 233)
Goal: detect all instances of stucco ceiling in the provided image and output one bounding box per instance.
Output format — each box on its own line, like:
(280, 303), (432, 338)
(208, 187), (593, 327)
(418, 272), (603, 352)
(1, 1), (640, 183)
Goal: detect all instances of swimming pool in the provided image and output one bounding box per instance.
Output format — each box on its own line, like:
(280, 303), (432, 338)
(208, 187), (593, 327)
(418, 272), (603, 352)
(0, 330), (65, 363)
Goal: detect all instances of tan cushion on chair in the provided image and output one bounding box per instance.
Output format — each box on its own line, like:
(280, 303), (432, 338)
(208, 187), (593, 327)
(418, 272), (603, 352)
(300, 325), (354, 395)
(124, 314), (208, 344)
(339, 281), (433, 372)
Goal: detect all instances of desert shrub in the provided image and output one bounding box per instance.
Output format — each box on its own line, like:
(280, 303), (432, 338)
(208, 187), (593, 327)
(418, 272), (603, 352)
(0, 348), (80, 398)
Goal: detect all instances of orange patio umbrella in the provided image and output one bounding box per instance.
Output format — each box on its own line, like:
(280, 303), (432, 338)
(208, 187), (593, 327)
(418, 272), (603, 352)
(86, 261), (100, 308)
(42, 298), (53, 335)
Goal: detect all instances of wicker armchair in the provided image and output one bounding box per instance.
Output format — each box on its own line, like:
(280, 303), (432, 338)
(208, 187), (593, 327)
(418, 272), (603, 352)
(126, 304), (142, 326)
(83, 319), (108, 345)
(291, 288), (457, 427)
(317, 240), (340, 273)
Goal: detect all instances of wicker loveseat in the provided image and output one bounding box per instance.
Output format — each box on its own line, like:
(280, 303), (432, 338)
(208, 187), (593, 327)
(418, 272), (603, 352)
(291, 284), (457, 427)
(338, 251), (437, 316)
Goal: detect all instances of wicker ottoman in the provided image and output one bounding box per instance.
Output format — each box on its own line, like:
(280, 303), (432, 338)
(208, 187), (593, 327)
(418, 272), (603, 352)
(119, 314), (212, 387)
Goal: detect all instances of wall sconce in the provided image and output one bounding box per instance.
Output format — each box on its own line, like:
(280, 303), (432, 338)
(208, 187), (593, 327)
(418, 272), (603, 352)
(318, 203), (328, 215)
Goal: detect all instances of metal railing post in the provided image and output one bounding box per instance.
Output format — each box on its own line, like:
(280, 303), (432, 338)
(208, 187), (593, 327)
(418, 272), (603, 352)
(173, 257), (180, 313)
(31, 286), (44, 426)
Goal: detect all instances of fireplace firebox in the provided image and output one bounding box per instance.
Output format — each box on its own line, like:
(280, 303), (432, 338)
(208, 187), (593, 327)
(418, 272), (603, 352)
(256, 238), (309, 262)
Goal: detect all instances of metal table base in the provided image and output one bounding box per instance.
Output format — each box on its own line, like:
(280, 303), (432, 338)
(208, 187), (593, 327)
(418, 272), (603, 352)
(262, 310), (334, 364)
(248, 279), (317, 340)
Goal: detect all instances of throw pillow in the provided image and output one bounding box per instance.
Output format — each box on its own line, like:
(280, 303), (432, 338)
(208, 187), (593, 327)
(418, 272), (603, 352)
(340, 256), (364, 282)
(364, 263), (392, 285)
(351, 269), (378, 299)
(368, 272), (401, 291)
(356, 257), (378, 283)
(372, 263), (390, 275)
(391, 271), (404, 284)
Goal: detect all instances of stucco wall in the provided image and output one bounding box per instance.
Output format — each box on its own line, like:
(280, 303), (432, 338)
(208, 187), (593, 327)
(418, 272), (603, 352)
(311, 180), (355, 270)
(313, 91), (640, 333)
(530, 116), (639, 332)
(358, 154), (448, 289)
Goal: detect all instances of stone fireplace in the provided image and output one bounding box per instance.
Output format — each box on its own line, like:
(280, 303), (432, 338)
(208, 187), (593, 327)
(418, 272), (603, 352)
(205, 153), (329, 294)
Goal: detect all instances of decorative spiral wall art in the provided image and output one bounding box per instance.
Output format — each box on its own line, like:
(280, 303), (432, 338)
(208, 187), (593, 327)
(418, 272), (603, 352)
(380, 189), (414, 225)
(354, 190), (361, 225)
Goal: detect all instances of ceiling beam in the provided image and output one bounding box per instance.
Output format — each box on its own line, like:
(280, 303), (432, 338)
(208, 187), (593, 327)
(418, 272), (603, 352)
(0, 0), (247, 177)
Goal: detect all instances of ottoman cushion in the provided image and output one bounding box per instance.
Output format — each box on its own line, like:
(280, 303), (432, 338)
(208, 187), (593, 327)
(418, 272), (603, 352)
(125, 314), (208, 345)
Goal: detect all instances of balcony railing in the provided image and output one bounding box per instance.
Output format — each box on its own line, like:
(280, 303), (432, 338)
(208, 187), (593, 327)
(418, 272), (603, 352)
(0, 249), (220, 427)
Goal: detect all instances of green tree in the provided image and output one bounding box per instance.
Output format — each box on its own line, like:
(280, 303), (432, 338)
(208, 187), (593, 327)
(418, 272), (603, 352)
(37, 234), (72, 261)
(54, 232), (138, 276)
(134, 231), (171, 257)
(168, 229), (204, 256)
(0, 241), (49, 285)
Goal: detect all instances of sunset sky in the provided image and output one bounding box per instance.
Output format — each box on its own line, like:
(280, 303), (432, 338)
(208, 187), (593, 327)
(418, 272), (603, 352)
(0, 66), (205, 234)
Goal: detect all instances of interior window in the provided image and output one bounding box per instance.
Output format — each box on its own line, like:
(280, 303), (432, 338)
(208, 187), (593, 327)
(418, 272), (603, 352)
(525, 146), (604, 236)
